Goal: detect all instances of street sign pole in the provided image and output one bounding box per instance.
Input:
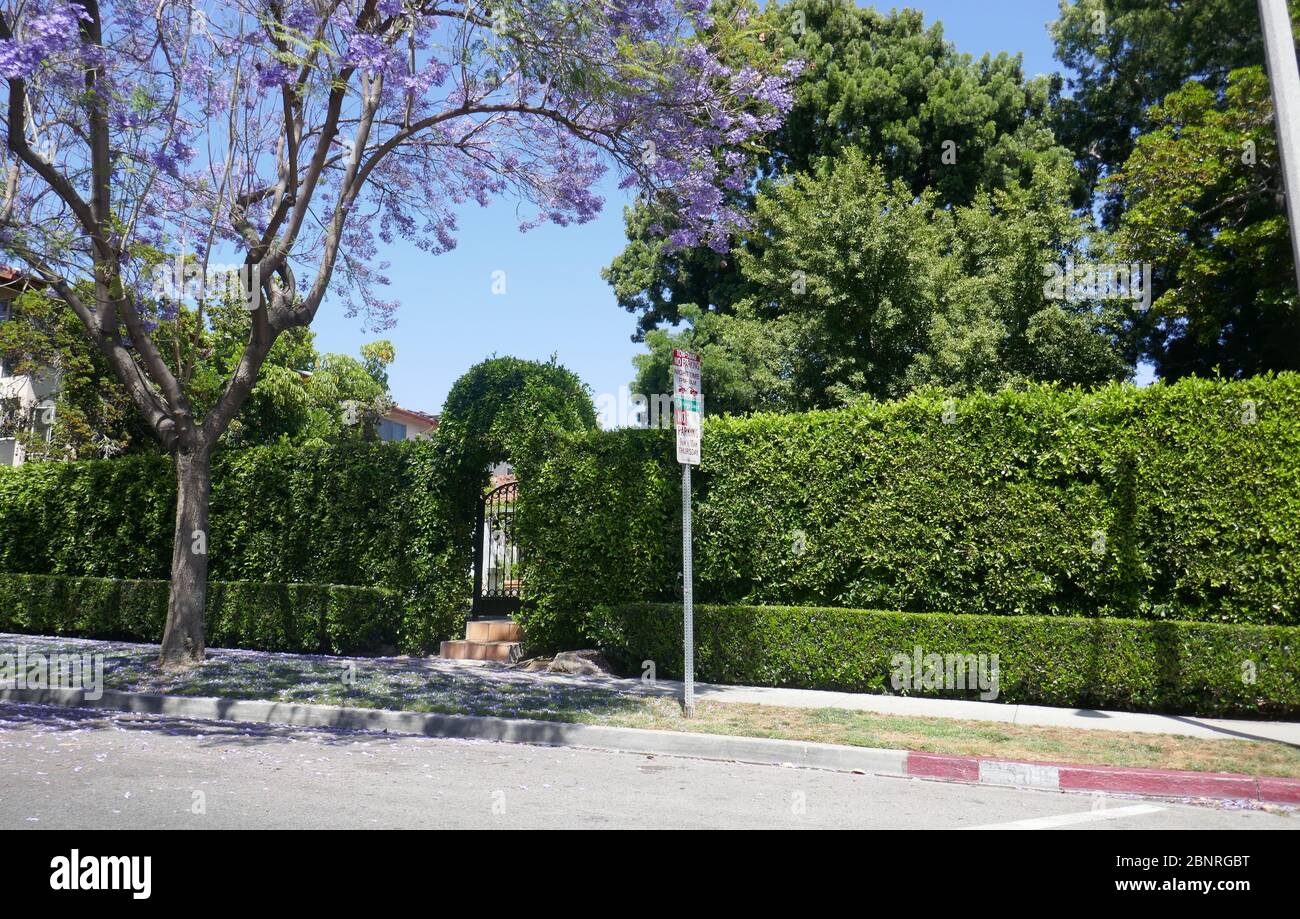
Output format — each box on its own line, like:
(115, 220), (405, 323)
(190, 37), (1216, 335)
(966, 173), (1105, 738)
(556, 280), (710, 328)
(681, 461), (694, 717)
(671, 348), (702, 718)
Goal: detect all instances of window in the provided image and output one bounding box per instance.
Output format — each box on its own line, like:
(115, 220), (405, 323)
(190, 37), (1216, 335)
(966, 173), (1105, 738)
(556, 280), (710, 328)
(378, 418), (407, 442)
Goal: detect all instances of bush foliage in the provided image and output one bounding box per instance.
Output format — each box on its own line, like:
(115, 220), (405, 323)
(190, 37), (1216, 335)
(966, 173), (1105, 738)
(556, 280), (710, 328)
(592, 602), (1300, 717)
(3, 373), (1297, 659)
(0, 573), (407, 656)
(0, 356), (599, 648)
(0, 440), (470, 648)
(514, 427), (680, 650)
(518, 375), (1300, 650)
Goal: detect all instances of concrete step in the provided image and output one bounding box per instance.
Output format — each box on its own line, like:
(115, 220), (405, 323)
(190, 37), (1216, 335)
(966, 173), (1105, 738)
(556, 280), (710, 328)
(465, 619), (523, 643)
(439, 639), (521, 663)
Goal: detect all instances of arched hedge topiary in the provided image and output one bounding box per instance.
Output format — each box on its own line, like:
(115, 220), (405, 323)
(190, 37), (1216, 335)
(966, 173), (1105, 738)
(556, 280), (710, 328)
(436, 355), (598, 487)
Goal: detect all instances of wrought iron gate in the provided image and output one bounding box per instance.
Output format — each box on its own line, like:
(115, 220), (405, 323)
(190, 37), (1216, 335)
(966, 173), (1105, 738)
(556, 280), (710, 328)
(472, 480), (520, 616)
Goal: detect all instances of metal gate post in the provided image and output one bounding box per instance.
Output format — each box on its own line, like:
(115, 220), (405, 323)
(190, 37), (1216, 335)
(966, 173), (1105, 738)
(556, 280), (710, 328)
(470, 492), (486, 617)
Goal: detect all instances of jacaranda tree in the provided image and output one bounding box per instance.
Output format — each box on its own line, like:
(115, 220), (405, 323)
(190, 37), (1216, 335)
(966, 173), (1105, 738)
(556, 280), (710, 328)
(0, 0), (797, 665)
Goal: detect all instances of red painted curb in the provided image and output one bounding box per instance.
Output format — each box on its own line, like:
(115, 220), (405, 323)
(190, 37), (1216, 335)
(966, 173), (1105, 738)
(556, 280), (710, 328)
(1058, 764), (1257, 801)
(905, 751), (1298, 805)
(1258, 777), (1300, 805)
(908, 752), (979, 782)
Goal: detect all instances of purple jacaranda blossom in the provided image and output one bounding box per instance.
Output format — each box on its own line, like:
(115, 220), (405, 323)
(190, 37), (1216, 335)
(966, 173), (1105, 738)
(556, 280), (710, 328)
(2, 0), (798, 334)
(0, 3), (88, 79)
(255, 60), (294, 89)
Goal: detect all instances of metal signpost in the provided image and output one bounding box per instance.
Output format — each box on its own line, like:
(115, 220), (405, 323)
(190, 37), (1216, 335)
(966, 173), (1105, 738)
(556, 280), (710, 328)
(1258, 0), (1300, 297)
(672, 348), (702, 717)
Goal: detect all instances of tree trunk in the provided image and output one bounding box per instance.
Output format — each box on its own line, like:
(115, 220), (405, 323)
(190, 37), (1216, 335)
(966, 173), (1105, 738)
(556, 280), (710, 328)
(159, 449), (212, 668)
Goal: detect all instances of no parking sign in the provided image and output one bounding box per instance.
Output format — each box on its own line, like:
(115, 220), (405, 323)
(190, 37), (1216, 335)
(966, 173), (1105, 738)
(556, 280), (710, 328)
(671, 348), (701, 716)
(671, 348), (702, 465)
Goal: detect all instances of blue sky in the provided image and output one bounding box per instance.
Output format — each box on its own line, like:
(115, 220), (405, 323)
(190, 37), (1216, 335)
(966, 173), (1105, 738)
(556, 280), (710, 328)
(308, 1), (1068, 415)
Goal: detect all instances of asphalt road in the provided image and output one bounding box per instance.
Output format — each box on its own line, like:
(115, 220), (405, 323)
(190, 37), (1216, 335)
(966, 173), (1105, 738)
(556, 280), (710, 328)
(0, 703), (1293, 830)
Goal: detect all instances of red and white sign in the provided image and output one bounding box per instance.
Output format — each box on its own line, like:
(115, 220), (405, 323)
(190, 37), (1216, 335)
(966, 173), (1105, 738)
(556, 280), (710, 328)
(671, 348), (702, 465)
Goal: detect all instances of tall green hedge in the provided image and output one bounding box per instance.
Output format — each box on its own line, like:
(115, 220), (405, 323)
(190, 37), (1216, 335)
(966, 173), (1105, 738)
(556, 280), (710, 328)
(0, 356), (601, 649)
(593, 602), (1300, 717)
(4, 374), (1298, 658)
(517, 375), (1300, 650)
(513, 428), (681, 650)
(0, 440), (473, 646)
(0, 572), (407, 655)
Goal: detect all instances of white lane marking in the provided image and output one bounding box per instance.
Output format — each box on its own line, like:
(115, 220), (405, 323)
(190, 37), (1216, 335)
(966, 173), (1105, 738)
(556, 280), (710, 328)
(965, 804), (1165, 830)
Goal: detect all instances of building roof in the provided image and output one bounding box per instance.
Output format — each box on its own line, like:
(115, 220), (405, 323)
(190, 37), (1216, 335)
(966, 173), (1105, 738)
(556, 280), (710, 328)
(0, 266), (43, 298)
(385, 405), (439, 428)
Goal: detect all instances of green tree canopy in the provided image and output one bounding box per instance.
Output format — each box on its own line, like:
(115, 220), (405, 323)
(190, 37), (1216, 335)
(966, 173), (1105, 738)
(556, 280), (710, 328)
(0, 287), (153, 457)
(606, 0), (1075, 339)
(633, 149), (1130, 413)
(0, 285), (398, 458)
(1104, 66), (1300, 380)
(1050, 0), (1289, 222)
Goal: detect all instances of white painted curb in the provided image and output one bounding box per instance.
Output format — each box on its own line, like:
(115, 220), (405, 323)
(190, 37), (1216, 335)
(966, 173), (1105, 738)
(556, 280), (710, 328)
(979, 760), (1061, 790)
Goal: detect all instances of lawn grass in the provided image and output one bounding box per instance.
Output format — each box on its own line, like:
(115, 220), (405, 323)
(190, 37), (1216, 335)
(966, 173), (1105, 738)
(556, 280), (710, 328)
(5, 633), (1299, 779)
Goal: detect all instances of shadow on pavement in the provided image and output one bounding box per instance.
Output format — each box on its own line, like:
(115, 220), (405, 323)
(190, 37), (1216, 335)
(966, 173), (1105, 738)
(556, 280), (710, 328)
(0, 700), (473, 750)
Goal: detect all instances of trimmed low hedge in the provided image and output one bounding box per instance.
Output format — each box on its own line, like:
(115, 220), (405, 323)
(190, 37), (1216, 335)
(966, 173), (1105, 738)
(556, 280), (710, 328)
(591, 602), (1300, 718)
(518, 374), (1300, 651)
(0, 572), (408, 656)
